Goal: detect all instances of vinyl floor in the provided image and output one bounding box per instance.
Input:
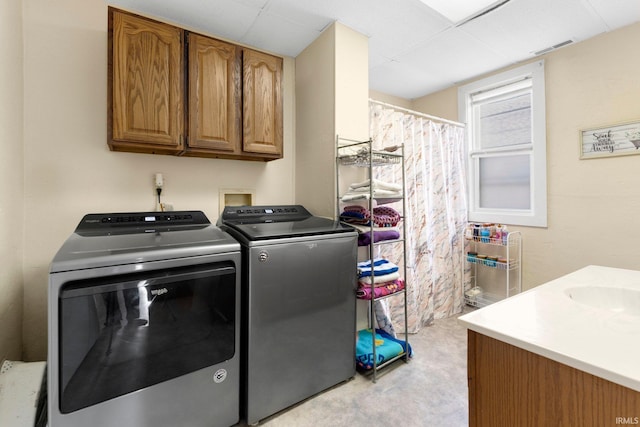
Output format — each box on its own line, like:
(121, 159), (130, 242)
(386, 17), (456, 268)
(254, 310), (471, 427)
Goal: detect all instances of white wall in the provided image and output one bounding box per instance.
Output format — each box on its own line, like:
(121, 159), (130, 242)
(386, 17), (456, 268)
(0, 0), (25, 363)
(21, 0), (296, 360)
(410, 22), (640, 290)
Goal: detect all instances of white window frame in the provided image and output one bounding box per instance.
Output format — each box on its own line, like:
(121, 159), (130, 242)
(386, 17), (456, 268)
(458, 60), (547, 227)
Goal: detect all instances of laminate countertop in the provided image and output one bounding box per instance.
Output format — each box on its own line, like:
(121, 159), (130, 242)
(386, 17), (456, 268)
(458, 265), (640, 392)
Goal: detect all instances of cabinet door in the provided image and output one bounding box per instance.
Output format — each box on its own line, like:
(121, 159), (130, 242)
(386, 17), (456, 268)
(242, 49), (283, 158)
(188, 34), (241, 153)
(109, 9), (184, 153)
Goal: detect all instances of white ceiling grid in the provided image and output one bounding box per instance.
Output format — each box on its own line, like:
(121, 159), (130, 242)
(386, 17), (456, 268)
(108, 0), (640, 99)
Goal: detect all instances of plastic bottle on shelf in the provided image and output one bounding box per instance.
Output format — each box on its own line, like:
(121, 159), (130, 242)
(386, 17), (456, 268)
(465, 224), (473, 240)
(502, 225), (509, 245)
(495, 224), (503, 242)
(480, 227), (490, 243)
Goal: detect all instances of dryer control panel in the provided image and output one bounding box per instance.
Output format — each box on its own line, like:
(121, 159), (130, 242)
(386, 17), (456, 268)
(220, 205), (311, 224)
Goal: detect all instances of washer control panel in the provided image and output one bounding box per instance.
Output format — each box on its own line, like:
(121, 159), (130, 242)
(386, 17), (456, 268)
(74, 211), (211, 235)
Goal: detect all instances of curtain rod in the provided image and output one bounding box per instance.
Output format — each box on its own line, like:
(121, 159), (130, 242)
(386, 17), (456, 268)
(369, 99), (466, 128)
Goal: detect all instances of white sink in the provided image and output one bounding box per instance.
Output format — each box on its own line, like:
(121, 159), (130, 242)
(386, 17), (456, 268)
(565, 286), (640, 316)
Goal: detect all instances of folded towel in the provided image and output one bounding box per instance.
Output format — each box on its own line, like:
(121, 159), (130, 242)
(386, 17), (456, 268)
(356, 328), (412, 371)
(341, 192), (403, 203)
(357, 258), (399, 278)
(340, 211), (366, 220)
(372, 206), (400, 227)
(349, 187), (400, 196)
(357, 258), (389, 268)
(339, 212), (370, 225)
(349, 178), (403, 192)
(356, 279), (405, 300)
(358, 229), (400, 246)
(341, 206), (400, 228)
(358, 271), (400, 285)
(342, 205), (370, 217)
(349, 223), (398, 233)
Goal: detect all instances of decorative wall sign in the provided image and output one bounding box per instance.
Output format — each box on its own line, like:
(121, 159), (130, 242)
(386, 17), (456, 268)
(580, 120), (640, 159)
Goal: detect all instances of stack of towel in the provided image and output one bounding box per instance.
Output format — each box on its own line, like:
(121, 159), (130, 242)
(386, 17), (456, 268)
(341, 178), (402, 203)
(356, 258), (405, 300)
(340, 205), (400, 228)
(339, 205), (401, 246)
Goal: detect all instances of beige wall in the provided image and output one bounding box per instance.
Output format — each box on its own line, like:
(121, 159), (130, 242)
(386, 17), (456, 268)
(335, 24), (369, 154)
(411, 86), (458, 122)
(295, 24), (336, 217)
(411, 22), (640, 290)
(21, 0), (296, 360)
(369, 89), (413, 110)
(0, 0), (25, 363)
(295, 22), (369, 218)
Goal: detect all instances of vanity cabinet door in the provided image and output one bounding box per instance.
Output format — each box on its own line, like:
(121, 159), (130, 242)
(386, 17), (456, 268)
(242, 49), (283, 158)
(187, 34), (242, 154)
(468, 331), (640, 427)
(109, 9), (184, 154)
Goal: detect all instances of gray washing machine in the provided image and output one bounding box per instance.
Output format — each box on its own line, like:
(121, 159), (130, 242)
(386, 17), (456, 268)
(48, 211), (241, 427)
(219, 205), (357, 425)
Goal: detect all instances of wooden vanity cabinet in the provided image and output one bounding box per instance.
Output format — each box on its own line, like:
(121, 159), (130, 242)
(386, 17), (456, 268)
(108, 9), (184, 155)
(468, 330), (640, 427)
(108, 7), (283, 161)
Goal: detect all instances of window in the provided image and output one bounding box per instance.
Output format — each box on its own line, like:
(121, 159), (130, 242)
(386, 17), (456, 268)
(458, 60), (547, 227)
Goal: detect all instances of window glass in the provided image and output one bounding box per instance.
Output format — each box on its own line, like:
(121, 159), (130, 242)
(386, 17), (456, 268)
(477, 93), (531, 149)
(478, 155), (531, 209)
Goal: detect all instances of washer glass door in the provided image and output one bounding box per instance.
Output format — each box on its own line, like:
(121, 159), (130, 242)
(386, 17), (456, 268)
(58, 262), (236, 414)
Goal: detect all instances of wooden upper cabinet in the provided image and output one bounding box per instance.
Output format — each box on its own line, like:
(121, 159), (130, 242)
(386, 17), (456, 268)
(108, 8), (283, 161)
(109, 8), (184, 154)
(187, 34), (242, 154)
(242, 49), (283, 158)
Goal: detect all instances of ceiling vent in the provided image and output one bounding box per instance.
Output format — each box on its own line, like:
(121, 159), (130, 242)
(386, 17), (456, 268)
(533, 39), (574, 56)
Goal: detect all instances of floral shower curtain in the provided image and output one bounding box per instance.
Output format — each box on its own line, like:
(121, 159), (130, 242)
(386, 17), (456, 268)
(370, 102), (468, 333)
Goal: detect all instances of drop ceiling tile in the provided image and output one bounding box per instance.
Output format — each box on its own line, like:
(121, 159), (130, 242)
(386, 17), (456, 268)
(241, 11), (323, 56)
(396, 28), (510, 85)
(338, 1), (452, 56)
(369, 60), (445, 99)
(369, 27), (511, 99)
(267, 0), (452, 54)
(585, 0), (640, 29)
(369, 50), (394, 69)
(233, 0), (269, 8)
(263, 0), (337, 32)
(460, 0), (609, 57)
(107, 0), (261, 41)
